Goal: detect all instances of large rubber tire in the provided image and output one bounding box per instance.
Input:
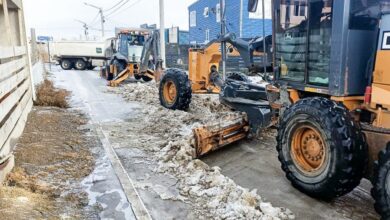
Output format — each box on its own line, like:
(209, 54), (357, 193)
(75, 59), (87, 70)
(372, 143), (390, 219)
(226, 72), (250, 82)
(134, 74), (142, 80)
(277, 97), (366, 200)
(60, 59), (73, 70)
(112, 59), (126, 77)
(159, 69), (192, 110)
(142, 75), (153, 82)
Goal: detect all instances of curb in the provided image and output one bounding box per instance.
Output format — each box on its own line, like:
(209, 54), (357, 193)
(94, 124), (152, 220)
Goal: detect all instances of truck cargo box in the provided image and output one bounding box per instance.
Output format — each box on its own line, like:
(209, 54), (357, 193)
(50, 41), (108, 59)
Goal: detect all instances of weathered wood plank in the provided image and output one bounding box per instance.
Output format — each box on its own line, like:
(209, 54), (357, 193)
(0, 83), (31, 157)
(0, 77), (30, 123)
(10, 0), (22, 9)
(0, 90), (32, 160)
(0, 57), (27, 81)
(2, 0), (13, 46)
(0, 46), (14, 59)
(0, 68), (28, 99)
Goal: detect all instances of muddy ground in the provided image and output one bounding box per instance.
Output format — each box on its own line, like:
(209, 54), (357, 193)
(0, 106), (100, 219)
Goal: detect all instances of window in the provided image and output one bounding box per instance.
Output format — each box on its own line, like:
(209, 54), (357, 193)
(205, 29), (210, 43)
(294, 1), (299, 16)
(382, 32), (390, 50)
(249, 0), (272, 19)
(190, 11), (197, 27)
(307, 0), (333, 85)
(275, 0), (333, 86)
(293, 1), (306, 17)
(216, 4), (221, 22)
(204, 7), (209, 17)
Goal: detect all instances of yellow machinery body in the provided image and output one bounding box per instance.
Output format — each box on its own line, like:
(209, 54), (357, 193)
(188, 42), (242, 94)
(108, 63), (161, 87)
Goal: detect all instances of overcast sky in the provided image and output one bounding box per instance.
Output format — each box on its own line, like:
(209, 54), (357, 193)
(23, 0), (197, 40)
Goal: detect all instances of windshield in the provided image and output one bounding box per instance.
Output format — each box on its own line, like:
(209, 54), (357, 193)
(128, 35), (145, 46)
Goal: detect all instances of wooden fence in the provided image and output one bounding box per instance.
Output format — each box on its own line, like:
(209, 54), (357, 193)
(0, 0), (33, 182)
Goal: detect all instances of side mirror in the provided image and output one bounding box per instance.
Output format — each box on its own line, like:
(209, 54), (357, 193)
(248, 0), (259, 12)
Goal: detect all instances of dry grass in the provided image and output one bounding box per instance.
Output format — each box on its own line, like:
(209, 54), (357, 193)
(0, 107), (97, 219)
(34, 80), (69, 108)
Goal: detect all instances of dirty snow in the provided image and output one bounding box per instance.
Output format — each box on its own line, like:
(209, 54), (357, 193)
(107, 81), (294, 219)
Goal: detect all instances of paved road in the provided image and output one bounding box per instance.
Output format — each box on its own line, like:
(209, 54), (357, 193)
(51, 67), (380, 220)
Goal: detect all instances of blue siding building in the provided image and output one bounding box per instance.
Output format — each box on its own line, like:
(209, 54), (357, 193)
(188, 0), (272, 44)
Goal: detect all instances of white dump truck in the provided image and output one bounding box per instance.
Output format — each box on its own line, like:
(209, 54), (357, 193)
(50, 40), (114, 70)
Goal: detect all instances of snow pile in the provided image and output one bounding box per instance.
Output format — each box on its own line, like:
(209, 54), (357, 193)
(112, 81), (295, 219)
(157, 139), (294, 219)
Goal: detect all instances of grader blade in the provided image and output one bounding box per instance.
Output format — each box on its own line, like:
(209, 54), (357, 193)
(193, 115), (249, 157)
(109, 67), (133, 87)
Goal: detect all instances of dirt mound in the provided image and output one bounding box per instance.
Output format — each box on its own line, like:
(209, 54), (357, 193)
(112, 81), (295, 219)
(35, 79), (69, 108)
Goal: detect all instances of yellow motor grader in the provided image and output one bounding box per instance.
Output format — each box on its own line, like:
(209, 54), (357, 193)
(160, 0), (390, 218)
(101, 28), (164, 87)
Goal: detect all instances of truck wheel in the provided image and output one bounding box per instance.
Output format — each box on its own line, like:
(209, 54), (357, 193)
(142, 75), (153, 82)
(75, 59), (86, 70)
(112, 59), (126, 75)
(277, 97), (366, 200)
(226, 72), (250, 82)
(372, 143), (390, 219)
(159, 69), (192, 110)
(60, 59), (73, 70)
(134, 74), (142, 80)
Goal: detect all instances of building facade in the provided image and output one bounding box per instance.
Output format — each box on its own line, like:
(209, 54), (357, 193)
(188, 0), (272, 44)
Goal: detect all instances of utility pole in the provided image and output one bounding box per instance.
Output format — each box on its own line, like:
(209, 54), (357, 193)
(75, 19), (89, 40)
(84, 2), (105, 38)
(159, 0), (166, 68)
(262, 0), (267, 75)
(220, 0), (226, 80)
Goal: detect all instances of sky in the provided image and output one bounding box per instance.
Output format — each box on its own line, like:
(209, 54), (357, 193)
(23, 0), (197, 40)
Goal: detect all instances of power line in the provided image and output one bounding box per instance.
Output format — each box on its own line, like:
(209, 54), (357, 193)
(105, 0), (132, 17)
(106, 0), (143, 19)
(89, 12), (101, 26)
(104, 0), (126, 12)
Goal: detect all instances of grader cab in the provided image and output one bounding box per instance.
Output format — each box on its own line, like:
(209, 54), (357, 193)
(102, 28), (164, 86)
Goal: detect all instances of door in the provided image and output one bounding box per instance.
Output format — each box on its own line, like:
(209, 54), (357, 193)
(275, 0), (308, 82)
(274, 0), (333, 86)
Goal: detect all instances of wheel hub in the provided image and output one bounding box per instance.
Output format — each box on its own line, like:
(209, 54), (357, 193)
(163, 81), (177, 105)
(291, 126), (326, 175)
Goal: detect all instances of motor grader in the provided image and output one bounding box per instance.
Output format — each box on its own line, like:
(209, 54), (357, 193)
(101, 28), (163, 86)
(159, 33), (272, 110)
(159, 0), (390, 218)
